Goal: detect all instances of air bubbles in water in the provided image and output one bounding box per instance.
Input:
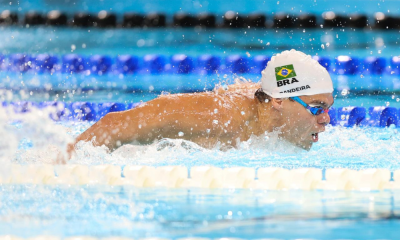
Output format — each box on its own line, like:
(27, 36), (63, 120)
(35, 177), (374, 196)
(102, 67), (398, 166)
(178, 132), (184, 137)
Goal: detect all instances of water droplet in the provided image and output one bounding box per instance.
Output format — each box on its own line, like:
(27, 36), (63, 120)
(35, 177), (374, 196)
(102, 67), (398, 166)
(138, 124), (142, 129)
(206, 129), (210, 133)
(265, 99), (269, 103)
(178, 132), (184, 137)
(321, 44), (325, 49)
(213, 120), (218, 124)
(341, 89), (349, 96)
(214, 109), (218, 113)
(326, 42), (330, 47)
(397, 98), (400, 102)
(241, 111), (245, 115)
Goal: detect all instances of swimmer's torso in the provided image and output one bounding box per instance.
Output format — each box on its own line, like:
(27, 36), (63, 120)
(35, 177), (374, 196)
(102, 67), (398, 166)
(73, 83), (262, 151)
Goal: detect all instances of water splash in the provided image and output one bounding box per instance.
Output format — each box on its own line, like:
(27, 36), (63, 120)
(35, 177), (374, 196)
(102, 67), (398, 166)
(0, 106), (74, 164)
(2, 107), (399, 170)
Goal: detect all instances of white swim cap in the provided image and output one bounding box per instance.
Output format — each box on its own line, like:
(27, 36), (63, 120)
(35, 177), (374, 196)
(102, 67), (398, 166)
(261, 49), (334, 98)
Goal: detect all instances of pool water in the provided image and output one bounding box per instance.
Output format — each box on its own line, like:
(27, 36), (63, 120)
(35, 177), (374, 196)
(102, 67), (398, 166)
(3, 0), (400, 16)
(1, 186), (400, 239)
(0, 105), (398, 238)
(1, 0), (400, 239)
(1, 27), (399, 57)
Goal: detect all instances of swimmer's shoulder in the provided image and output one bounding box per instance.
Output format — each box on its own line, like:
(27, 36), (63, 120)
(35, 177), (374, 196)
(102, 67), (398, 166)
(131, 86), (258, 113)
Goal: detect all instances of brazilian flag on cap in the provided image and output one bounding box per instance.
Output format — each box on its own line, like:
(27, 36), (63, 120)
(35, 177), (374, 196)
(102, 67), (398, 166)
(275, 64), (297, 81)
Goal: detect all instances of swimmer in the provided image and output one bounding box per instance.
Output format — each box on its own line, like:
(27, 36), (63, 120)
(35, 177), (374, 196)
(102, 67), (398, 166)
(68, 49), (334, 155)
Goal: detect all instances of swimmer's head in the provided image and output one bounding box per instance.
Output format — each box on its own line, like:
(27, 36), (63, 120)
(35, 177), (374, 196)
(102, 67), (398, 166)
(255, 50), (334, 150)
(261, 49), (333, 98)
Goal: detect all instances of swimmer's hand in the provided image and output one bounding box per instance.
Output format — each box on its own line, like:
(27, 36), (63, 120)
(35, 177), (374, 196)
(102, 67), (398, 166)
(67, 142), (76, 159)
(56, 142), (76, 164)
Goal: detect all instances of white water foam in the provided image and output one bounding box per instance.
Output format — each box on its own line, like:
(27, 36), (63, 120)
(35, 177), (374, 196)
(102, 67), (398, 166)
(0, 106), (74, 164)
(66, 124), (400, 170)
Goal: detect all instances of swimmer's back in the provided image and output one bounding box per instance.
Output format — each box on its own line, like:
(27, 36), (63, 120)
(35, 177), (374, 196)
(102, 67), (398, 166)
(123, 86), (259, 146)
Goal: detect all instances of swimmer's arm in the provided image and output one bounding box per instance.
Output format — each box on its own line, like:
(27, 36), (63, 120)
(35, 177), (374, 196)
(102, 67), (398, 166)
(71, 105), (161, 151)
(69, 97), (196, 153)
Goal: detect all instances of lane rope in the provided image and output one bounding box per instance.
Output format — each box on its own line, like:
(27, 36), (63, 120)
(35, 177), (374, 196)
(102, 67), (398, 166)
(1, 10), (399, 30)
(0, 165), (398, 191)
(1, 54), (398, 76)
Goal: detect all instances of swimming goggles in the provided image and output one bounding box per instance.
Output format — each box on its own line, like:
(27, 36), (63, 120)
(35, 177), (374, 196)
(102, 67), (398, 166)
(290, 96), (329, 116)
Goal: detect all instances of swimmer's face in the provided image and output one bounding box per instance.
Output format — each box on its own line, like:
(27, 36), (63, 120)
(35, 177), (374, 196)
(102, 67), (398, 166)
(278, 93), (334, 150)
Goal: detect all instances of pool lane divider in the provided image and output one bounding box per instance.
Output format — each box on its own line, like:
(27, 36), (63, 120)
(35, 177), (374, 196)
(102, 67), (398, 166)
(1, 10), (400, 30)
(2, 101), (400, 128)
(1, 54), (400, 76)
(1, 164), (399, 191)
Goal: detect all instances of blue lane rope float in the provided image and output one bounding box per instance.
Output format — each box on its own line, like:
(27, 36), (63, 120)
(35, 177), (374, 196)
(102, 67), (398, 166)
(1, 54), (400, 76)
(2, 101), (400, 127)
(2, 10), (400, 29)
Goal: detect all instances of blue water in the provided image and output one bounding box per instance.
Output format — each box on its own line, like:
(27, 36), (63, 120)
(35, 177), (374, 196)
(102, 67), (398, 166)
(1, 27), (399, 57)
(2, 0), (400, 239)
(1, 185), (400, 239)
(2, 0), (400, 15)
